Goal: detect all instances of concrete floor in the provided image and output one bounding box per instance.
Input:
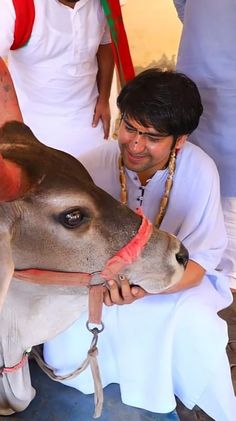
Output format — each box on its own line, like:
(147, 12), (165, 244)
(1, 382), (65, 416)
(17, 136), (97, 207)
(1, 295), (235, 421)
(0, 360), (212, 421)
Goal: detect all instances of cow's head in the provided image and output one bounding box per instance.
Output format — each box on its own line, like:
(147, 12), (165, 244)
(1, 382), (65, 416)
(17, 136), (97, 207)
(0, 121), (188, 309)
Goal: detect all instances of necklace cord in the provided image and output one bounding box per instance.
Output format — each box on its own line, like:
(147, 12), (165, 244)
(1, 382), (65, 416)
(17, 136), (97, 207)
(119, 149), (177, 227)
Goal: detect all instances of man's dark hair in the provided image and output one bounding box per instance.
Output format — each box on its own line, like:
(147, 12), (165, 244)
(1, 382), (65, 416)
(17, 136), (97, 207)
(117, 68), (203, 137)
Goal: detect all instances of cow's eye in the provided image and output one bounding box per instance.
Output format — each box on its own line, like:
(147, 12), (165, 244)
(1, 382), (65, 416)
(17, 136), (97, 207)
(59, 208), (84, 229)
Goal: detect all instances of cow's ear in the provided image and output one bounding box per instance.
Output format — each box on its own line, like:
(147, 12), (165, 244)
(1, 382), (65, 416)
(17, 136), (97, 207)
(0, 232), (14, 312)
(0, 155), (31, 202)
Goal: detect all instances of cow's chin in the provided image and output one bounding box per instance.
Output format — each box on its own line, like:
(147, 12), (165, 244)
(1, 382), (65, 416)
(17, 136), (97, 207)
(127, 266), (185, 294)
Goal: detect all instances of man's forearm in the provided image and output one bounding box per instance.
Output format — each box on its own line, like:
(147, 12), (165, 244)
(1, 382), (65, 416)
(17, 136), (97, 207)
(0, 58), (23, 124)
(96, 43), (114, 102)
(161, 260), (206, 293)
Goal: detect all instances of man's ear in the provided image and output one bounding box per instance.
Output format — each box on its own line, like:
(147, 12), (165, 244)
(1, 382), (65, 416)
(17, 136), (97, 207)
(175, 134), (188, 150)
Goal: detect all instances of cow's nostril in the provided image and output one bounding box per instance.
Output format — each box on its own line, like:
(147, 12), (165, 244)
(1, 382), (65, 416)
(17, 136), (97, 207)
(176, 244), (189, 268)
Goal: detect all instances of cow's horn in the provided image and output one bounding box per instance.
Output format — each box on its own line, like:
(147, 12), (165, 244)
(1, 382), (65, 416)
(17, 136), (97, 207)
(0, 155), (30, 202)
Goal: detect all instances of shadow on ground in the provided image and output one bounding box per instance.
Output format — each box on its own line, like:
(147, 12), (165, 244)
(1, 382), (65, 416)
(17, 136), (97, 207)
(0, 359), (213, 421)
(3, 294), (236, 421)
(219, 292), (236, 391)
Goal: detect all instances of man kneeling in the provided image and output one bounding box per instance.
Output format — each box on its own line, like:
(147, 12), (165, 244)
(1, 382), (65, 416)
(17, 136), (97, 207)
(44, 69), (236, 421)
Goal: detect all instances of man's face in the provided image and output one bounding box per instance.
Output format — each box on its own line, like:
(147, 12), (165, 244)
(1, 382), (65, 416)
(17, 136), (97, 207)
(118, 116), (184, 176)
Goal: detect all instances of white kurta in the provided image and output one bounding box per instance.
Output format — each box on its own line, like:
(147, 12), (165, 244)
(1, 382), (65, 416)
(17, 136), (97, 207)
(0, 0), (111, 156)
(173, 0), (236, 289)
(174, 0), (236, 198)
(44, 141), (236, 420)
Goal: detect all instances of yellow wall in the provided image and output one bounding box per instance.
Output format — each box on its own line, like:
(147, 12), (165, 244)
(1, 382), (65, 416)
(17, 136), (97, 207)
(122, 0), (182, 71)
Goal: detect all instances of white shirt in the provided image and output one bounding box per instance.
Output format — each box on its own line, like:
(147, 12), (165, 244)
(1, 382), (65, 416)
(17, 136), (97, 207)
(0, 0), (111, 156)
(79, 140), (227, 272)
(44, 141), (235, 420)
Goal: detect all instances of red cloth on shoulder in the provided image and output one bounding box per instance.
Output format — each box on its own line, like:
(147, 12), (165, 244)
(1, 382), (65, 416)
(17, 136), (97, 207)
(10, 0), (35, 50)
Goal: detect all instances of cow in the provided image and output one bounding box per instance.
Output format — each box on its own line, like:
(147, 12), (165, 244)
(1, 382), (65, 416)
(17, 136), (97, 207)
(0, 121), (188, 416)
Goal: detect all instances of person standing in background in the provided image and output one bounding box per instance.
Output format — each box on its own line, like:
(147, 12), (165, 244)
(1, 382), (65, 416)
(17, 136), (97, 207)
(173, 0), (236, 292)
(0, 0), (114, 156)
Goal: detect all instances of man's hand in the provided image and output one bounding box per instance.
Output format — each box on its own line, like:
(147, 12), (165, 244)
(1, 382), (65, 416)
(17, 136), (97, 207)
(92, 98), (111, 139)
(103, 277), (147, 306)
(95, 43), (114, 139)
(103, 260), (205, 305)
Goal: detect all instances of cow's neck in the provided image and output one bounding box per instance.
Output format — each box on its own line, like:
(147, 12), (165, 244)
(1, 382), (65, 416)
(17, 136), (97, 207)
(0, 279), (88, 357)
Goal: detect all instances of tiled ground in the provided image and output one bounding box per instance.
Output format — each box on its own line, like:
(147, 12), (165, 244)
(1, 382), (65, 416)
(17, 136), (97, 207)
(1, 295), (235, 421)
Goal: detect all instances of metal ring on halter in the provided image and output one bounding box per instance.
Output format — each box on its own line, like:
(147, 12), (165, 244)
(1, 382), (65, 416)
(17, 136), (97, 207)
(86, 320), (105, 334)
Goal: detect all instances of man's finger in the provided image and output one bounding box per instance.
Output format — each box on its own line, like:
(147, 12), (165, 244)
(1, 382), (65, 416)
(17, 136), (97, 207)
(107, 280), (123, 304)
(131, 286), (146, 299)
(92, 110), (99, 127)
(103, 288), (113, 306)
(102, 116), (110, 139)
(120, 277), (133, 300)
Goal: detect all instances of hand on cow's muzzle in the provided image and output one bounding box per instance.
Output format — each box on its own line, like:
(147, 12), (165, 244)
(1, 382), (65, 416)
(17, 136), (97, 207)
(103, 277), (147, 306)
